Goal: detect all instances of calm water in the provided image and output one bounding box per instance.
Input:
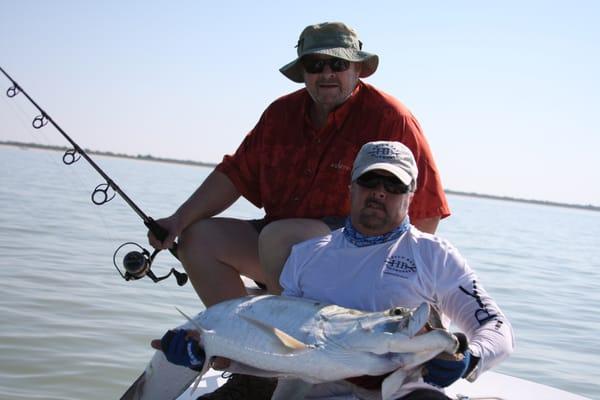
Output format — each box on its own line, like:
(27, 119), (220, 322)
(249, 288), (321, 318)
(0, 146), (598, 399)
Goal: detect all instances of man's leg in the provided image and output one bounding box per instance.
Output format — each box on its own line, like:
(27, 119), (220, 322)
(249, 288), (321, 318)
(175, 217), (276, 400)
(178, 217), (264, 307)
(258, 218), (332, 294)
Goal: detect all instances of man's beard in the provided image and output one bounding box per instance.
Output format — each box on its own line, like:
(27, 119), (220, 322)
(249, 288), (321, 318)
(358, 199), (389, 231)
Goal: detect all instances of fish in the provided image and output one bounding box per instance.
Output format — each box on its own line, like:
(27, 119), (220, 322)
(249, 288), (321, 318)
(120, 295), (461, 400)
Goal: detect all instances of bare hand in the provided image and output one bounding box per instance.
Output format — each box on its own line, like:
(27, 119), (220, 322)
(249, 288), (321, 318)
(210, 357), (231, 370)
(147, 215), (181, 250)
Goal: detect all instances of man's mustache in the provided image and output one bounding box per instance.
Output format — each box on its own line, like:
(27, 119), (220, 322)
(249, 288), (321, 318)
(364, 199), (386, 212)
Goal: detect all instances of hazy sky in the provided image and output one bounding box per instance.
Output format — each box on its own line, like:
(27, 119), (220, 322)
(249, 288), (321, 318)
(1, 1), (598, 206)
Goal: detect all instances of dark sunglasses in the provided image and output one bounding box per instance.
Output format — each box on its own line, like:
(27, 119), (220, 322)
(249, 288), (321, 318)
(301, 57), (351, 74)
(356, 172), (411, 195)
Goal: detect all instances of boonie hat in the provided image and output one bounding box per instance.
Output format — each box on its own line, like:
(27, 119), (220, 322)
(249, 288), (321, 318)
(351, 141), (419, 190)
(280, 22), (379, 83)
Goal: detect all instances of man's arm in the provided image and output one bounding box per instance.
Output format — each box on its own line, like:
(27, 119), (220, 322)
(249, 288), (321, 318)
(148, 170), (241, 249)
(412, 216), (440, 234)
(437, 248), (515, 381)
(175, 170), (241, 226)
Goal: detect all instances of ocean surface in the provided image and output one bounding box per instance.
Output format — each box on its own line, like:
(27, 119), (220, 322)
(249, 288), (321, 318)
(0, 145), (598, 399)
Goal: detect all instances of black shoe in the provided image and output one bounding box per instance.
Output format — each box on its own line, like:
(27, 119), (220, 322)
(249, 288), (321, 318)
(196, 374), (277, 400)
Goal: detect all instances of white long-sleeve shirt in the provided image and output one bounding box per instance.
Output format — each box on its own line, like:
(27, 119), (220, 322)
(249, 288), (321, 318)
(280, 226), (514, 390)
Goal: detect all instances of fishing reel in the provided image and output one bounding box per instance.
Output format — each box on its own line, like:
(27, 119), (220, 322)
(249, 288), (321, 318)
(113, 242), (188, 286)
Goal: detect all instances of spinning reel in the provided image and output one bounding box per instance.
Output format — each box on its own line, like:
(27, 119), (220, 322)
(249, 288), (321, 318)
(113, 242), (188, 286)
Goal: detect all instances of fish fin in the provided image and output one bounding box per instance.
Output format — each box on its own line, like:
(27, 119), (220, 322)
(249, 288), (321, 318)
(190, 374), (203, 394)
(119, 370), (146, 400)
(390, 347), (445, 370)
(176, 306), (202, 330)
(381, 368), (408, 400)
(272, 378), (313, 400)
(406, 302), (430, 337)
(273, 327), (308, 350)
(120, 350), (201, 400)
(239, 314), (309, 350)
(176, 306), (211, 337)
(175, 306), (215, 377)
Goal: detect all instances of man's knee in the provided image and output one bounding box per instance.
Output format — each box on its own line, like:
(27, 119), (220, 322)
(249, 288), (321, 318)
(259, 219), (329, 271)
(259, 218), (330, 247)
(178, 219), (253, 265)
(258, 220), (294, 247)
(178, 219), (213, 259)
(258, 219), (332, 293)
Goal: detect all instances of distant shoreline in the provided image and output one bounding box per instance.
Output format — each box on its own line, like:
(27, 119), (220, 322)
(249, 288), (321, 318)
(0, 140), (218, 168)
(3, 140), (599, 212)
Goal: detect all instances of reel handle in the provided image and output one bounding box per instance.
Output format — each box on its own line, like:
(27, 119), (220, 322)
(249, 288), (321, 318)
(146, 267), (188, 286)
(172, 269), (188, 286)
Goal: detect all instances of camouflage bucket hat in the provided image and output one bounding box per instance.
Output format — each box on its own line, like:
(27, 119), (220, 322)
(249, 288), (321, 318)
(279, 22), (379, 83)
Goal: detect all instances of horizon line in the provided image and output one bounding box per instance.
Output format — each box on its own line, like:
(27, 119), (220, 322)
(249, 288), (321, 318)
(2, 140), (598, 212)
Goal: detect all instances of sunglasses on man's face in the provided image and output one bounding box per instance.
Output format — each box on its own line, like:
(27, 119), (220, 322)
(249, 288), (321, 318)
(301, 57), (351, 74)
(356, 172), (411, 195)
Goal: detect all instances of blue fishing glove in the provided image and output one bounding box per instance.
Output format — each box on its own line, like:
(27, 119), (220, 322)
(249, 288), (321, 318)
(423, 350), (471, 388)
(160, 329), (205, 371)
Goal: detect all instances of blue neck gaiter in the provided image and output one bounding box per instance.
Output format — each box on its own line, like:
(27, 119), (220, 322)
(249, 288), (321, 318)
(343, 216), (411, 247)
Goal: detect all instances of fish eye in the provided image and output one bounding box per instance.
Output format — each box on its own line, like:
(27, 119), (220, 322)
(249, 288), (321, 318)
(389, 307), (404, 316)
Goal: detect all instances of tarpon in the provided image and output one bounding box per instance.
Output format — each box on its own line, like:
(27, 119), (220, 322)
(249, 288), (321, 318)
(120, 295), (461, 400)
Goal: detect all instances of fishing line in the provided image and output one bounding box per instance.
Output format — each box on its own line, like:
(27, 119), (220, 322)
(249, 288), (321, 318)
(1, 90), (95, 194)
(1, 88), (51, 144)
(0, 66), (187, 287)
(2, 92), (130, 266)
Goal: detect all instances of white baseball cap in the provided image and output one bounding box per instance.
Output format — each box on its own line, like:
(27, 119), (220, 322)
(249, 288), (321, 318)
(351, 141), (418, 190)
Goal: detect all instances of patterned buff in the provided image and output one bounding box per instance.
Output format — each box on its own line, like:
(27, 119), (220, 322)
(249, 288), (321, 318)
(343, 216), (411, 247)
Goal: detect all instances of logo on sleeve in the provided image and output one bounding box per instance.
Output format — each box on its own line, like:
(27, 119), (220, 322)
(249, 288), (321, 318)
(383, 256), (416, 279)
(459, 280), (503, 327)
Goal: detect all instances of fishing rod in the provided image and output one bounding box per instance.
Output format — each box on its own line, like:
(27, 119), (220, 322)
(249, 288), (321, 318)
(0, 66), (187, 286)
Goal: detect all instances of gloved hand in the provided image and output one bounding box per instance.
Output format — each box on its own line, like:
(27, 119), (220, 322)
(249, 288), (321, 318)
(423, 350), (471, 388)
(160, 329), (205, 371)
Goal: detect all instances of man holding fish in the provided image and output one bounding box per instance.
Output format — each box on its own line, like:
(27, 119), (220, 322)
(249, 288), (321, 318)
(156, 141), (514, 399)
(149, 20), (452, 398)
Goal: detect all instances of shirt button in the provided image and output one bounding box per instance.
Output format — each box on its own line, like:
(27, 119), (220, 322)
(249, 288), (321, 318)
(305, 169), (312, 175)
(293, 197), (300, 202)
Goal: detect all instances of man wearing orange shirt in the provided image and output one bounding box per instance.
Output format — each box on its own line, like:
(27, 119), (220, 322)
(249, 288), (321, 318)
(148, 21), (450, 398)
(149, 20), (450, 309)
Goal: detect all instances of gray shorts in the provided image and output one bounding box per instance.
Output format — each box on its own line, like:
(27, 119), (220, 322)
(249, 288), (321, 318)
(248, 216), (346, 233)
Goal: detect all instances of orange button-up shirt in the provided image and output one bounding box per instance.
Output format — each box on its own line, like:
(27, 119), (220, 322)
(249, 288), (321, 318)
(216, 81), (450, 222)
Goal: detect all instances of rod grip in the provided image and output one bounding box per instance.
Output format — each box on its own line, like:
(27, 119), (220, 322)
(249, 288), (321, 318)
(146, 217), (168, 241)
(145, 218), (179, 260)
